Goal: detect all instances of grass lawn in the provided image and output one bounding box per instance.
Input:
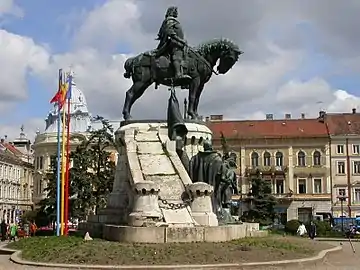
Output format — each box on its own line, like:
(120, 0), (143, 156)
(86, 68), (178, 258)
(6, 236), (333, 265)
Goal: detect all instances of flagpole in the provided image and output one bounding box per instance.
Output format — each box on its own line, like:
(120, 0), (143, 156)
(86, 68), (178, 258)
(55, 69), (62, 237)
(60, 76), (67, 236)
(64, 75), (72, 236)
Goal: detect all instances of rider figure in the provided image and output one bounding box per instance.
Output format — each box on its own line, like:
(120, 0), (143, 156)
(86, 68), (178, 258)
(156, 6), (191, 82)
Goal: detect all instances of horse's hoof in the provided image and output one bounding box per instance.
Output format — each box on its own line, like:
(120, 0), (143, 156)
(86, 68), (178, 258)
(123, 114), (132, 121)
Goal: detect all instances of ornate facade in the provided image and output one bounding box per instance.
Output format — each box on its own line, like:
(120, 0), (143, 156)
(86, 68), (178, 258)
(0, 129), (34, 223)
(208, 115), (331, 223)
(324, 110), (360, 217)
(32, 71), (120, 205)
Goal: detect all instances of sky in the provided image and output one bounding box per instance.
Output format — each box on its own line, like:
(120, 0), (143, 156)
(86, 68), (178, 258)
(1, 0), (360, 141)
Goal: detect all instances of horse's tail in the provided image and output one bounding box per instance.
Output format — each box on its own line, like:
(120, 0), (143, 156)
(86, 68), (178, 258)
(123, 57), (134, 79)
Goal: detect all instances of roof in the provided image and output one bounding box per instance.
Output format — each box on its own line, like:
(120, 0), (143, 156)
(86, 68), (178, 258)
(208, 119), (329, 139)
(1, 142), (24, 156)
(325, 113), (360, 135)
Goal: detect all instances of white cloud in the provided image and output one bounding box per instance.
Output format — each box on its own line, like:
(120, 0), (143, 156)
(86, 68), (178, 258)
(2, 0), (360, 133)
(0, 118), (44, 142)
(0, 0), (23, 17)
(0, 30), (50, 107)
(74, 0), (152, 52)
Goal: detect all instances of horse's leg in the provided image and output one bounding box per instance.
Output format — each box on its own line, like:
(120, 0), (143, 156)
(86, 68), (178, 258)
(122, 67), (152, 120)
(193, 83), (204, 118)
(187, 77), (200, 120)
(122, 81), (152, 120)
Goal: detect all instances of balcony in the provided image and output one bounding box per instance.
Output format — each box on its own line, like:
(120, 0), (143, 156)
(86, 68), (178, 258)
(293, 166), (328, 177)
(245, 166), (288, 176)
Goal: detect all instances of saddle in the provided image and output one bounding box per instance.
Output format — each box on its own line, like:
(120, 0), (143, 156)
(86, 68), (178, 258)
(143, 50), (192, 88)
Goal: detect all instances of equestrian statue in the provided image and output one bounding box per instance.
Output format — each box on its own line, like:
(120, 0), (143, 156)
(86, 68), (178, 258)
(122, 6), (243, 121)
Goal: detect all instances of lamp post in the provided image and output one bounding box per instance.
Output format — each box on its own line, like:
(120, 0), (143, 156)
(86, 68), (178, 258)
(337, 193), (348, 232)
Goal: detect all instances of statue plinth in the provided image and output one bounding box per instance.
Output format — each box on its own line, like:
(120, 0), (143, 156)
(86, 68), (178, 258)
(187, 182), (218, 226)
(128, 181), (163, 227)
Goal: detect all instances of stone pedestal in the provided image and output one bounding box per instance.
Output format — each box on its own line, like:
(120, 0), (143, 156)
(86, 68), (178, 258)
(129, 181), (163, 227)
(187, 182), (218, 226)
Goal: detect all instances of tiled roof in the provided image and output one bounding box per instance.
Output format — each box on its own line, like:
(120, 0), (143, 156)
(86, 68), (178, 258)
(208, 119), (328, 139)
(325, 113), (360, 135)
(1, 142), (23, 156)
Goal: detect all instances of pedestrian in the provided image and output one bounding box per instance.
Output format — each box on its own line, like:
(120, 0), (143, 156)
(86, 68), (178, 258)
(30, 221), (37, 237)
(297, 222), (307, 237)
(9, 223), (17, 242)
(308, 221), (317, 239)
(0, 220), (6, 241)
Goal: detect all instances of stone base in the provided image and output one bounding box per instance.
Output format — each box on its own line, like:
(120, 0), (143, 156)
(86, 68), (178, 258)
(98, 223), (266, 243)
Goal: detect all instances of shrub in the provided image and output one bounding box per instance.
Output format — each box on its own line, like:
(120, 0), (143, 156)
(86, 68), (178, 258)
(285, 219), (300, 235)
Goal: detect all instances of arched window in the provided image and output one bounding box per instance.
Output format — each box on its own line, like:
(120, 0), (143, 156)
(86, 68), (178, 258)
(275, 152), (283, 167)
(263, 152), (271, 166)
(313, 150), (321, 166)
(251, 152), (259, 167)
(298, 151), (306, 166)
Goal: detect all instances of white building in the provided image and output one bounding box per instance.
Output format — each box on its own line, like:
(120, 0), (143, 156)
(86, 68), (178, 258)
(32, 71), (120, 205)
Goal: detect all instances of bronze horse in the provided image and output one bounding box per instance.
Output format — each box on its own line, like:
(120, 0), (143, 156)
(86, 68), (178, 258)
(122, 38), (243, 120)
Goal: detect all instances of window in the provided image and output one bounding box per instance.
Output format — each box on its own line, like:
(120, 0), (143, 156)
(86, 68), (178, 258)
(39, 156), (43, 170)
(354, 189), (360, 204)
(298, 179), (307, 194)
(35, 157), (39, 169)
(313, 178), (322, 193)
(298, 208), (312, 223)
(338, 188), (346, 196)
(337, 145), (344, 154)
(297, 151), (306, 166)
(251, 152), (259, 167)
(276, 179), (284, 194)
(313, 151), (321, 166)
(354, 161), (360, 174)
(337, 161), (345, 174)
(263, 152), (271, 166)
(353, 145), (360, 154)
(275, 152), (283, 167)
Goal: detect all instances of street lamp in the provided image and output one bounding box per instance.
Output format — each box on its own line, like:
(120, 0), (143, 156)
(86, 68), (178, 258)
(337, 193), (348, 232)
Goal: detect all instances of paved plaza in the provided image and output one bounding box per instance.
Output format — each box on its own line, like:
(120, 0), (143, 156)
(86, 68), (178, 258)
(0, 241), (358, 270)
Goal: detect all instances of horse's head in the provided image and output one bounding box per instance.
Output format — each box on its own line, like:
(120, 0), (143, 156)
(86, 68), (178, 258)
(216, 39), (243, 74)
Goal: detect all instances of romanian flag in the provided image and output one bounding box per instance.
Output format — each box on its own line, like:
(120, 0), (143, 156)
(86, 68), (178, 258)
(65, 73), (73, 100)
(50, 69), (67, 110)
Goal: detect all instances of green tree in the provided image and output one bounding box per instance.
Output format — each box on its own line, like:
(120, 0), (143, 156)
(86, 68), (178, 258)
(68, 146), (94, 220)
(38, 156), (58, 223)
(39, 116), (116, 221)
(85, 116), (116, 214)
(241, 172), (277, 226)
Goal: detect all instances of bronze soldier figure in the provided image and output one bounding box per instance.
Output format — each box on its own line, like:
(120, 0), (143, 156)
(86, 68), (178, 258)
(156, 6), (191, 82)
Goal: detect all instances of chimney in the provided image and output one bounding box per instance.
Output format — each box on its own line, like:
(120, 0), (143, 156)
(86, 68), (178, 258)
(352, 108), (356, 114)
(318, 110), (326, 123)
(210, 115), (223, 121)
(285, 114), (291, 119)
(301, 113), (305, 119)
(205, 116), (210, 122)
(319, 110), (326, 118)
(266, 114), (273, 120)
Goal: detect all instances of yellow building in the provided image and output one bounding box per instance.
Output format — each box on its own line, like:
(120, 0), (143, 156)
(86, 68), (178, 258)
(0, 136), (34, 223)
(208, 114), (331, 223)
(325, 110), (360, 217)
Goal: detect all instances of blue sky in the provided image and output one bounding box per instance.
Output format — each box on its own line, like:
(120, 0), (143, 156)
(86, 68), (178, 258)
(1, 0), (360, 139)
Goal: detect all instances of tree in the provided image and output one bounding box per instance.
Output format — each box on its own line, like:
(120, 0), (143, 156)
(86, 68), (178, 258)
(241, 172), (277, 226)
(39, 116), (116, 221)
(38, 156), (58, 222)
(84, 116), (116, 214)
(68, 146), (94, 220)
